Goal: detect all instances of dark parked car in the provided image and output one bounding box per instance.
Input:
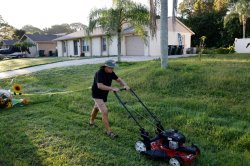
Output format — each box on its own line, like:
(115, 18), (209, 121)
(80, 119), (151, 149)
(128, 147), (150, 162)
(0, 46), (30, 59)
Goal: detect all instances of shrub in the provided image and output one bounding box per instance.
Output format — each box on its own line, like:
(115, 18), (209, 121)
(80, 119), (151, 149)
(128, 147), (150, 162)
(202, 48), (217, 54)
(202, 45), (235, 55)
(216, 47), (230, 54)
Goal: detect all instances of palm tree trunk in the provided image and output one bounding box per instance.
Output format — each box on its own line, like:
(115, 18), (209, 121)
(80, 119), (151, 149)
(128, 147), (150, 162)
(243, 19), (246, 38)
(160, 0), (168, 68)
(117, 31), (121, 62)
(243, 23), (246, 38)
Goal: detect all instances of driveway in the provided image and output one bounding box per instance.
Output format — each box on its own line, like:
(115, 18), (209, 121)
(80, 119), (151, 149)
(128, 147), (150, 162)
(0, 55), (196, 79)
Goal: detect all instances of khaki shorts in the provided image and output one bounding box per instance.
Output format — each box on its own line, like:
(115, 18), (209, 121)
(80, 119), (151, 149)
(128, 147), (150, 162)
(93, 98), (108, 113)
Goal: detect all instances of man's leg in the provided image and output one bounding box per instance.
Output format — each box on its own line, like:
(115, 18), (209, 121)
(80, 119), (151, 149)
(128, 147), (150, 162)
(94, 99), (112, 133)
(90, 103), (99, 125)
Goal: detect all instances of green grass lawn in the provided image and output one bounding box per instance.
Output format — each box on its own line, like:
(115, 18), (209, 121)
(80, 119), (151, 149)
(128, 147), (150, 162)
(0, 57), (84, 72)
(0, 54), (249, 165)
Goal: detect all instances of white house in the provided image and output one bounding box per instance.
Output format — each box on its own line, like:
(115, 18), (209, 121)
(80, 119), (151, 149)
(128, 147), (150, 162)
(54, 17), (195, 57)
(235, 38), (250, 53)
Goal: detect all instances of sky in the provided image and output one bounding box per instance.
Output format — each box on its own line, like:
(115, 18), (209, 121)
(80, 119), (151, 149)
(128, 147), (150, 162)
(0, 0), (182, 30)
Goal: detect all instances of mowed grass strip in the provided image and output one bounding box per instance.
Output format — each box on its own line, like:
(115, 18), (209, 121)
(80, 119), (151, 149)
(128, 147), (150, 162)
(0, 54), (249, 165)
(0, 57), (83, 72)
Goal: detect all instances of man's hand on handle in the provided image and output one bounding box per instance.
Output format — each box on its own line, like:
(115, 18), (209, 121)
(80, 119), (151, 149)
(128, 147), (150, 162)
(123, 85), (130, 90)
(112, 88), (120, 92)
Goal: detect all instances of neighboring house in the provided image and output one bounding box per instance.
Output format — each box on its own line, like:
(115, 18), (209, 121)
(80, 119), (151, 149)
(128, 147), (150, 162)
(19, 34), (58, 57)
(235, 38), (250, 53)
(0, 40), (18, 49)
(54, 17), (195, 57)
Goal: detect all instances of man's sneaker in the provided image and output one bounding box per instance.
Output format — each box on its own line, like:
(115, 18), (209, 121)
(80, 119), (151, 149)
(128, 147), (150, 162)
(106, 131), (118, 139)
(89, 123), (96, 128)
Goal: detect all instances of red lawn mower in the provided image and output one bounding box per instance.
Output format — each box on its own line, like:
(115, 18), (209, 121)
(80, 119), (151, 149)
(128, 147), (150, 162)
(114, 89), (200, 166)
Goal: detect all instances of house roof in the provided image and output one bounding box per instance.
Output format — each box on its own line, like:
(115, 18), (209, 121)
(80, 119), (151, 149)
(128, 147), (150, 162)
(123, 18), (195, 35)
(54, 17), (194, 41)
(54, 27), (107, 41)
(54, 27), (133, 41)
(2, 40), (18, 45)
(54, 31), (86, 41)
(174, 18), (195, 35)
(23, 34), (58, 42)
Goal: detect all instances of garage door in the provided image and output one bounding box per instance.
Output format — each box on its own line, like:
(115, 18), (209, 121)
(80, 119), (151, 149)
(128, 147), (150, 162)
(126, 36), (144, 56)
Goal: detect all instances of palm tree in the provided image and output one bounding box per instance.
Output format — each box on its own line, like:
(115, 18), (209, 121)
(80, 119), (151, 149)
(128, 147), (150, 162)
(150, 0), (178, 68)
(0, 15), (3, 24)
(235, 0), (250, 38)
(88, 0), (149, 62)
(225, 0), (250, 38)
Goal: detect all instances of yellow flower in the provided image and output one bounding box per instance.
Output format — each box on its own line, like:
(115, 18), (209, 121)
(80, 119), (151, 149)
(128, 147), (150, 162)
(13, 84), (22, 94)
(6, 101), (12, 108)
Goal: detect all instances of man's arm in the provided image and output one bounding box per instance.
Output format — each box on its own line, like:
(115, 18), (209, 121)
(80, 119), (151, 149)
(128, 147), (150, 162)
(115, 78), (130, 90)
(96, 78), (129, 92)
(97, 83), (119, 92)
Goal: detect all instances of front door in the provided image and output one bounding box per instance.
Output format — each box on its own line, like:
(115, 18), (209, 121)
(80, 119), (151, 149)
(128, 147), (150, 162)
(74, 40), (78, 55)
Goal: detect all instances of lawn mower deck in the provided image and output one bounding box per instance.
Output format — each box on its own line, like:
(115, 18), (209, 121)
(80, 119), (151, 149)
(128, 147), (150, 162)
(136, 128), (200, 166)
(114, 89), (200, 166)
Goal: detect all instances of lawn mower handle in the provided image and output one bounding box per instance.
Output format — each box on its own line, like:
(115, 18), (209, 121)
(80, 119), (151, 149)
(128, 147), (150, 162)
(119, 88), (127, 91)
(113, 88), (164, 133)
(113, 88), (144, 129)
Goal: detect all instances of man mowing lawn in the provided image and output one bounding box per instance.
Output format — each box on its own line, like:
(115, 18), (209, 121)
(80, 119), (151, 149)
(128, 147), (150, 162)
(90, 59), (130, 139)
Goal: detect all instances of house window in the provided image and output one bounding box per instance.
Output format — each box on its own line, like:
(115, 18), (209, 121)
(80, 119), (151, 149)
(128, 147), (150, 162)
(62, 41), (66, 52)
(82, 39), (89, 52)
(102, 37), (107, 51)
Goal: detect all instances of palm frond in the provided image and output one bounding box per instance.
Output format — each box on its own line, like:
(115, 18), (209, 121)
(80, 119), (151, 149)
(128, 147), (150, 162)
(224, 12), (239, 26)
(125, 3), (149, 24)
(226, 0), (250, 25)
(88, 8), (109, 32)
(88, 0), (151, 62)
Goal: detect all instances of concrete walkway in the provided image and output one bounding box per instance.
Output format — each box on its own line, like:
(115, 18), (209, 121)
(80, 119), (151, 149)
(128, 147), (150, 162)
(0, 55), (196, 79)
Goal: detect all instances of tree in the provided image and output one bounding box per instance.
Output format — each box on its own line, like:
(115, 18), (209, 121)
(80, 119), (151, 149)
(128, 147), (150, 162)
(180, 11), (226, 47)
(179, 0), (231, 18)
(0, 15), (4, 25)
(235, 0), (250, 38)
(214, 0), (230, 12)
(12, 29), (26, 40)
(160, 0), (168, 68)
(88, 0), (149, 62)
(14, 41), (35, 54)
(0, 24), (15, 41)
(223, 12), (242, 45)
(178, 0), (194, 18)
(22, 25), (43, 34)
(149, 0), (178, 68)
(178, 0), (243, 47)
(43, 24), (74, 35)
(0, 15), (15, 40)
(70, 23), (87, 32)
(225, 0), (250, 38)
(199, 35), (206, 60)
